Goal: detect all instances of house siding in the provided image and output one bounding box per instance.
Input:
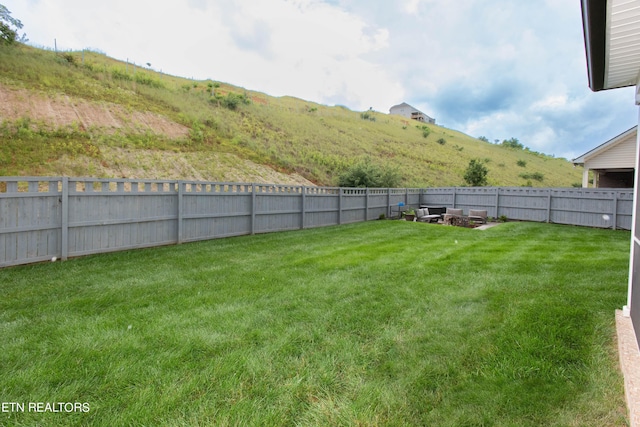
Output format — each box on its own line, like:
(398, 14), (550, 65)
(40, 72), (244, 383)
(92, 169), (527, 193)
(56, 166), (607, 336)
(389, 103), (436, 124)
(585, 134), (637, 169)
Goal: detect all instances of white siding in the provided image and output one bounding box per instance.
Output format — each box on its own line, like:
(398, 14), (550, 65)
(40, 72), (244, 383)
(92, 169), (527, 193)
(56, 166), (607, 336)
(585, 133), (637, 169)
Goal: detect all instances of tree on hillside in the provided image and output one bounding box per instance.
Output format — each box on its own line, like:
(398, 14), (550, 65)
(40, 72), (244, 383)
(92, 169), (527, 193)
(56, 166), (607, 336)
(501, 137), (524, 150)
(463, 159), (488, 186)
(0, 4), (27, 46)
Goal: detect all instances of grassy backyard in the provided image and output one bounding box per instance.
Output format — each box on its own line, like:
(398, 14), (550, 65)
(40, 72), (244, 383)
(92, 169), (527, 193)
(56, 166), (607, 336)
(0, 221), (631, 426)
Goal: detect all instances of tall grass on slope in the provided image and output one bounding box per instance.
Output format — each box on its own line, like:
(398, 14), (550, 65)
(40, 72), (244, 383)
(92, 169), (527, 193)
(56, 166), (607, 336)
(0, 222), (629, 426)
(0, 44), (583, 187)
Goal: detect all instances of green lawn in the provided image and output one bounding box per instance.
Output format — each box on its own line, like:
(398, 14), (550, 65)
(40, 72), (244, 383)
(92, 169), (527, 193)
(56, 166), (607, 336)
(0, 221), (630, 426)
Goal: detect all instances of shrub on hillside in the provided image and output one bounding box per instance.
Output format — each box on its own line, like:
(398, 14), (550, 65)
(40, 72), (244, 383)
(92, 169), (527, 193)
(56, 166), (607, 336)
(210, 92), (251, 110)
(519, 171), (544, 182)
(464, 159), (488, 186)
(502, 137), (524, 149)
(360, 111), (376, 121)
(338, 158), (401, 188)
(134, 73), (164, 89)
(418, 125), (431, 138)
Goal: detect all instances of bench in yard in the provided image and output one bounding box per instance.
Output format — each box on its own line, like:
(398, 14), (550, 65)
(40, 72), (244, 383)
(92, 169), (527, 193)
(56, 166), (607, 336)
(415, 207), (442, 223)
(468, 209), (488, 224)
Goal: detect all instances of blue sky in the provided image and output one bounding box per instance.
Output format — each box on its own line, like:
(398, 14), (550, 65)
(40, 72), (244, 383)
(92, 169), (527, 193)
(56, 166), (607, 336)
(6, 0), (638, 160)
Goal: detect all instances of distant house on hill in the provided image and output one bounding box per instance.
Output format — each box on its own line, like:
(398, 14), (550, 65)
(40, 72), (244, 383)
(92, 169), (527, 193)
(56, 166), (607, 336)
(389, 102), (435, 124)
(572, 126), (636, 188)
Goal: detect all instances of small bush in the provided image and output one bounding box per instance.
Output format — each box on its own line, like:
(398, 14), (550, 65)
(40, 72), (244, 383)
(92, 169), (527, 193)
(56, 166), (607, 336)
(360, 111), (376, 121)
(338, 158), (401, 188)
(437, 138), (446, 145)
(517, 159), (527, 167)
(519, 172), (544, 182)
(418, 125), (431, 138)
(134, 73), (164, 88)
(502, 137), (524, 149)
(61, 53), (76, 65)
(218, 93), (250, 110)
(111, 68), (132, 81)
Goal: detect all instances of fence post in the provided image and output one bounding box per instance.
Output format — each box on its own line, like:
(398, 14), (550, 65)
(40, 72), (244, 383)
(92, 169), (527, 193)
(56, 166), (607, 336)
(177, 181), (184, 244)
(613, 191), (618, 230)
(495, 188), (500, 219)
(301, 186), (306, 229)
(338, 188), (343, 225)
(61, 177), (69, 261)
(387, 188), (391, 218)
(452, 187), (457, 208)
(546, 189), (552, 223)
(365, 188), (370, 221)
(251, 183), (257, 235)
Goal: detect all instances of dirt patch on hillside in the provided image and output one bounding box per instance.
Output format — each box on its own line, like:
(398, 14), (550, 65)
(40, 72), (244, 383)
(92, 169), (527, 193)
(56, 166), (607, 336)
(0, 84), (189, 138)
(0, 84), (317, 186)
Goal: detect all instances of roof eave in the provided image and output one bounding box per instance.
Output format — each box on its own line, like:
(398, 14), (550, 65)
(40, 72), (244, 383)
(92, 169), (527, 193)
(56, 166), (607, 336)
(581, 0), (607, 92)
(572, 125), (638, 164)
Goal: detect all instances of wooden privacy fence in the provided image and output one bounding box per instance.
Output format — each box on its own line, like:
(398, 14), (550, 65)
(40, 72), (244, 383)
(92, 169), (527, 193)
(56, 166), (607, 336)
(421, 187), (634, 230)
(0, 177), (421, 267)
(0, 177), (633, 268)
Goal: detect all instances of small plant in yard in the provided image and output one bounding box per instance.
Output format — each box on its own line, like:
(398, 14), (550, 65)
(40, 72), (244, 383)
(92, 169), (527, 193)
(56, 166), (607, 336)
(403, 208), (416, 221)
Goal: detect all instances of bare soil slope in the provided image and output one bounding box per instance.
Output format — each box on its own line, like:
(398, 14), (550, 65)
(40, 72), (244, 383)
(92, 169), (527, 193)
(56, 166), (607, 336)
(0, 84), (314, 185)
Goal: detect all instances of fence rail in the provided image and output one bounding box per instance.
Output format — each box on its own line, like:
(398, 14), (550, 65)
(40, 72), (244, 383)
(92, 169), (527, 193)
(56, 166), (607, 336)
(0, 177), (633, 268)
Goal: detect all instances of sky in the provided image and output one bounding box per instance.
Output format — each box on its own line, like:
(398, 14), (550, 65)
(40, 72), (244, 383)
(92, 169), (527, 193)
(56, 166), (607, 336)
(5, 0), (639, 160)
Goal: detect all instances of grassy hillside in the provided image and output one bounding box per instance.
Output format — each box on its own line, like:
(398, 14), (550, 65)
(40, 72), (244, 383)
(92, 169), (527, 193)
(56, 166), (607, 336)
(0, 44), (583, 187)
